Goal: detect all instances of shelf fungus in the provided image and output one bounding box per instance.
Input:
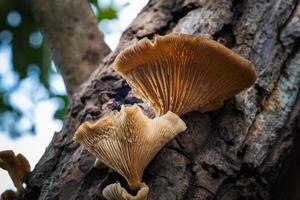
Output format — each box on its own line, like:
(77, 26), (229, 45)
(103, 183), (149, 200)
(0, 150), (31, 194)
(114, 33), (257, 115)
(73, 104), (186, 191)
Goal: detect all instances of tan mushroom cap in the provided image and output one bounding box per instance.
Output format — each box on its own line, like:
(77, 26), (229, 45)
(103, 183), (149, 200)
(73, 104), (186, 190)
(0, 150), (31, 194)
(114, 33), (257, 115)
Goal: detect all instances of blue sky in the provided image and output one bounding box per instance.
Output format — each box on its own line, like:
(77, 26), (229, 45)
(0, 0), (148, 193)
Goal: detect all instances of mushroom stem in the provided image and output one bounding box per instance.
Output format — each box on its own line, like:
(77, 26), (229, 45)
(128, 178), (142, 191)
(15, 183), (25, 195)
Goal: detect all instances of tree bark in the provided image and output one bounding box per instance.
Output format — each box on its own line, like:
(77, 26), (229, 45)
(25, 0), (300, 199)
(28, 0), (111, 95)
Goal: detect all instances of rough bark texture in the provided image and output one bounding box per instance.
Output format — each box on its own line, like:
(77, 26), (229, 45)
(28, 0), (111, 95)
(25, 0), (300, 199)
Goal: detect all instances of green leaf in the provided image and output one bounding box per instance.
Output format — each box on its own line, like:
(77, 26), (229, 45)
(97, 6), (117, 21)
(53, 95), (69, 120)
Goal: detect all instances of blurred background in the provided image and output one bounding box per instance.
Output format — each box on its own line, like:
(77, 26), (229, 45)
(0, 0), (148, 192)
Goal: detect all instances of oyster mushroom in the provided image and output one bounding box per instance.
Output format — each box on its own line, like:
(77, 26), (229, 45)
(103, 182), (149, 200)
(114, 33), (257, 115)
(0, 150), (31, 194)
(73, 105), (186, 190)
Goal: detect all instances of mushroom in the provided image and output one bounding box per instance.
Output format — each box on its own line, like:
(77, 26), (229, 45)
(0, 150), (31, 194)
(73, 104), (186, 190)
(103, 182), (149, 200)
(0, 190), (18, 200)
(113, 33), (257, 115)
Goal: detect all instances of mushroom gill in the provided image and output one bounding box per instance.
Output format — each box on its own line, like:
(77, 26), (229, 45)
(0, 150), (31, 194)
(73, 104), (186, 190)
(114, 33), (257, 115)
(103, 182), (149, 200)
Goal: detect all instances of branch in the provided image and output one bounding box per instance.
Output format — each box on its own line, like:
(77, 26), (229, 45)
(28, 0), (111, 95)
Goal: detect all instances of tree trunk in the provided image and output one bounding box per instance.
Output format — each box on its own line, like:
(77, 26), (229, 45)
(28, 0), (111, 95)
(25, 0), (300, 199)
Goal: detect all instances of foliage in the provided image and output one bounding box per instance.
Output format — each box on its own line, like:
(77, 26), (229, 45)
(0, 0), (118, 139)
(89, 0), (118, 22)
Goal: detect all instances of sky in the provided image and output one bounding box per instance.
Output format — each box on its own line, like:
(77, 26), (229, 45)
(0, 0), (148, 193)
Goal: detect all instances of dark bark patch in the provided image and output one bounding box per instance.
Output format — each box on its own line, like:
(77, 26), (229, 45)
(213, 24), (236, 48)
(82, 49), (101, 65)
(88, 33), (95, 40)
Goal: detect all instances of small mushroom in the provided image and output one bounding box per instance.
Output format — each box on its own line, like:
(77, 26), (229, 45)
(73, 104), (186, 190)
(103, 182), (149, 200)
(0, 150), (31, 194)
(0, 190), (18, 200)
(114, 33), (257, 115)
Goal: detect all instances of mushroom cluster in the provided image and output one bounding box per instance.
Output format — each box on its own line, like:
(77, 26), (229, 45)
(73, 33), (257, 199)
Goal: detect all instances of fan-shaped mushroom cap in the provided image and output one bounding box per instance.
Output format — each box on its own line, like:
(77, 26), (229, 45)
(73, 105), (186, 190)
(103, 183), (149, 200)
(114, 33), (257, 115)
(0, 150), (31, 194)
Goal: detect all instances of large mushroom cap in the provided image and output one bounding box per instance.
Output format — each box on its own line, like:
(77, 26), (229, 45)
(114, 33), (257, 115)
(73, 105), (186, 190)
